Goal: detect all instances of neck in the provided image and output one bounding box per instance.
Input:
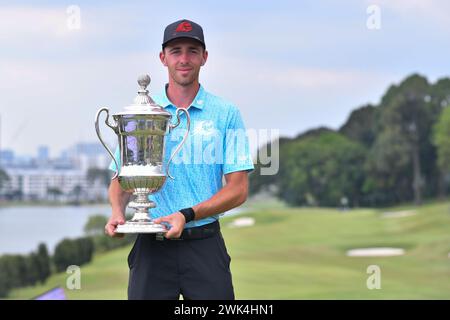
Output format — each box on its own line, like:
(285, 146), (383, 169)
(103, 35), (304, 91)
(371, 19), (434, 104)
(166, 79), (200, 109)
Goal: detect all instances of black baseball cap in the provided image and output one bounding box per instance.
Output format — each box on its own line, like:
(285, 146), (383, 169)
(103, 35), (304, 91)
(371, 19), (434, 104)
(162, 19), (205, 49)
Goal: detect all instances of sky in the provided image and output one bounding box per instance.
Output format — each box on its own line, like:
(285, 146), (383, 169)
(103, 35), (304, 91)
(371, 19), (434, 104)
(1, 0), (450, 158)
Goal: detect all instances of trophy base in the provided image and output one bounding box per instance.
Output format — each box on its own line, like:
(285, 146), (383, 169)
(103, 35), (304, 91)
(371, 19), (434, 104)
(116, 221), (167, 234)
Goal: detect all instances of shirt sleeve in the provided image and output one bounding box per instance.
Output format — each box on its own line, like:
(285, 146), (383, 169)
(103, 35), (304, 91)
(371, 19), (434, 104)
(108, 147), (121, 173)
(222, 106), (255, 175)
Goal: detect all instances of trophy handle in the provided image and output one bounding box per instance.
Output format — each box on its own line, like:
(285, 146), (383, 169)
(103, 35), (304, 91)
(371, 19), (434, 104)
(95, 107), (120, 180)
(166, 108), (191, 179)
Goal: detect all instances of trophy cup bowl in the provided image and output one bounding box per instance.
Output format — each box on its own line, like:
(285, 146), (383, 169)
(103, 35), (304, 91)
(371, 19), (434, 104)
(95, 74), (190, 234)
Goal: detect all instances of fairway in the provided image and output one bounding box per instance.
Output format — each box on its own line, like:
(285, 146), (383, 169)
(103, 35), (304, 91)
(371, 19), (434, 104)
(8, 200), (450, 299)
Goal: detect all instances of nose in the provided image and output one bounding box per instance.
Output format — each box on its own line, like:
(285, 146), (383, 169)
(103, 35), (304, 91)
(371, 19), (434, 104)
(179, 51), (189, 64)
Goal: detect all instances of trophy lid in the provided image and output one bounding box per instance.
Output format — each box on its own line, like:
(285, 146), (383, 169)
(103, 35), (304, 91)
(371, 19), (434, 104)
(114, 74), (171, 117)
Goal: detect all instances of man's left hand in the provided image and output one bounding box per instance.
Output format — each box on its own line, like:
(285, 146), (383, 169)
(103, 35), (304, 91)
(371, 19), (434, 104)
(153, 212), (186, 239)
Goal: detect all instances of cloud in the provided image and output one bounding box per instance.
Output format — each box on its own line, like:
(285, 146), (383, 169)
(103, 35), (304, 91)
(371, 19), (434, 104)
(204, 54), (394, 97)
(369, 0), (450, 30)
(0, 6), (68, 41)
(0, 4), (161, 60)
(0, 51), (168, 155)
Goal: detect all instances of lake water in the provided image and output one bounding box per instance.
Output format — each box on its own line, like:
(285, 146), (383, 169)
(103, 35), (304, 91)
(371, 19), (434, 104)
(0, 205), (112, 255)
(0, 205), (244, 255)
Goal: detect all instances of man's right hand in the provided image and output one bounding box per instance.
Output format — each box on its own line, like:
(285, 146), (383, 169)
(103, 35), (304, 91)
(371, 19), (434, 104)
(106, 177), (131, 238)
(105, 214), (126, 238)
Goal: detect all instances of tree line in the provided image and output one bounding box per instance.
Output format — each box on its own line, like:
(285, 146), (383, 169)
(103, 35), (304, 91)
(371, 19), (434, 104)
(0, 214), (134, 298)
(250, 74), (450, 207)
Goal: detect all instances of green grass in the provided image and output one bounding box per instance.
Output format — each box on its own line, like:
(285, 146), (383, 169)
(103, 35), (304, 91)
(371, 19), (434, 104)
(8, 200), (450, 299)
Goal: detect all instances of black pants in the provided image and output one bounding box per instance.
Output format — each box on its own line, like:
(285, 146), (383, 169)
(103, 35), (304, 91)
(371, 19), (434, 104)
(127, 226), (234, 300)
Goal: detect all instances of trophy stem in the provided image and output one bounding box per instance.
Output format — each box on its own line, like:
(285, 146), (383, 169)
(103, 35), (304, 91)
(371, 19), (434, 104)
(128, 190), (156, 222)
(115, 189), (167, 234)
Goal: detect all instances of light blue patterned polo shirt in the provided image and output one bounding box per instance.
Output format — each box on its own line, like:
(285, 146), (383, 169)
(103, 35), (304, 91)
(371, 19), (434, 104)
(109, 84), (254, 228)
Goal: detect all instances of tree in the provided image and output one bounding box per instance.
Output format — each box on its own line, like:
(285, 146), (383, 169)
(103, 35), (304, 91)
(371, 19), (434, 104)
(278, 131), (367, 207)
(363, 127), (412, 205)
(430, 78), (450, 196)
(53, 237), (94, 272)
(0, 255), (28, 288)
(72, 185), (83, 204)
(366, 74), (432, 206)
(75, 238), (94, 265)
(47, 187), (63, 202)
(53, 239), (78, 272)
(339, 104), (377, 148)
(433, 106), (450, 196)
(84, 214), (108, 236)
(24, 253), (40, 286)
(249, 136), (290, 196)
(0, 243), (52, 298)
(250, 73), (450, 208)
(0, 257), (12, 297)
(0, 168), (10, 190)
(35, 243), (51, 284)
(86, 168), (111, 187)
(249, 127), (333, 196)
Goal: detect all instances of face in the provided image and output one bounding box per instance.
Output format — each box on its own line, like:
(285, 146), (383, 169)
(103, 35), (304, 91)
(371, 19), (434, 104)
(160, 38), (208, 87)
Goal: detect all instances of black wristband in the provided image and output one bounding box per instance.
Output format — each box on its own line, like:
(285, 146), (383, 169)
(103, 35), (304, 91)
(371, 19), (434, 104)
(179, 207), (196, 223)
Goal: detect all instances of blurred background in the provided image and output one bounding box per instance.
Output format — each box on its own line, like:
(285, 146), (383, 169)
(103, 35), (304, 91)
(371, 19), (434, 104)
(1, 0), (450, 299)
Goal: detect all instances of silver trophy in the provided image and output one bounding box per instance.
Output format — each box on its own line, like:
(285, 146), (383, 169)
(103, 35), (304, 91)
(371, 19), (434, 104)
(95, 74), (190, 233)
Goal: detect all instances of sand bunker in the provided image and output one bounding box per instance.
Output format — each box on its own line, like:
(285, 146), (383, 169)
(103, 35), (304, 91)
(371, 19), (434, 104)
(228, 217), (255, 228)
(346, 247), (405, 257)
(381, 210), (417, 218)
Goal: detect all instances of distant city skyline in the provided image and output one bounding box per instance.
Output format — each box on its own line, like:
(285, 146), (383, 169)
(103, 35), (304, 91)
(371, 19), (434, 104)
(0, 140), (110, 202)
(0, 141), (108, 166)
(1, 1), (450, 156)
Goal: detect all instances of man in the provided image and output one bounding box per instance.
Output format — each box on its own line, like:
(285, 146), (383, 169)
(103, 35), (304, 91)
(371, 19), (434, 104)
(105, 19), (254, 300)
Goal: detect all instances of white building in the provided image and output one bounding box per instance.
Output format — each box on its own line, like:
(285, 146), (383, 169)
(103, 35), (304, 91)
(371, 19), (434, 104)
(3, 167), (108, 202)
(0, 143), (112, 202)
(75, 153), (111, 173)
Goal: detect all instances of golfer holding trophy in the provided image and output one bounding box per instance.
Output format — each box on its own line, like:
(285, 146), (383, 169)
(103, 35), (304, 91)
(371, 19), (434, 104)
(96, 19), (254, 300)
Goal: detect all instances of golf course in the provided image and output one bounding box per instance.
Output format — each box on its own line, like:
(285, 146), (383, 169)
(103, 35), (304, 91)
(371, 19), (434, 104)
(8, 199), (450, 299)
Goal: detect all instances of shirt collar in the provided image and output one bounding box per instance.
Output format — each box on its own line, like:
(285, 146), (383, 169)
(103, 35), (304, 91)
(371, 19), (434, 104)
(159, 83), (205, 110)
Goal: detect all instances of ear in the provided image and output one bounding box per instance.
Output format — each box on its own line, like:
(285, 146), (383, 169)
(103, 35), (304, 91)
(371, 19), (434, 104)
(201, 50), (208, 66)
(159, 51), (167, 66)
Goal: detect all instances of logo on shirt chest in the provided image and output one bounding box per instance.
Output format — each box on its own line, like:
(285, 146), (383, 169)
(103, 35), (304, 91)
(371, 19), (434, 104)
(191, 120), (217, 137)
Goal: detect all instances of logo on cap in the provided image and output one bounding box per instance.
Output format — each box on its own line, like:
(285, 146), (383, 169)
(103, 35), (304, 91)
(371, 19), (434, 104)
(175, 21), (193, 32)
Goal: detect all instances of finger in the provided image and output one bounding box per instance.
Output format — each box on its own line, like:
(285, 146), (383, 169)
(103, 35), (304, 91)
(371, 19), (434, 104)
(153, 218), (161, 224)
(153, 217), (169, 224)
(110, 225), (125, 238)
(163, 226), (174, 238)
(164, 231), (174, 239)
(112, 219), (126, 238)
(165, 227), (180, 239)
(105, 221), (124, 238)
(106, 224), (116, 237)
